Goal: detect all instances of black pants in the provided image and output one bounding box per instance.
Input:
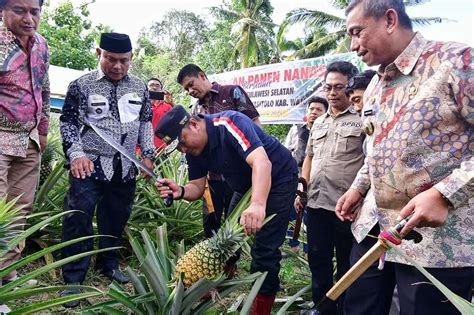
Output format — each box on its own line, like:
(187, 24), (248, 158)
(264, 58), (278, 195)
(344, 225), (474, 315)
(203, 179), (238, 238)
(61, 173), (136, 284)
(307, 207), (353, 315)
(251, 176), (298, 296)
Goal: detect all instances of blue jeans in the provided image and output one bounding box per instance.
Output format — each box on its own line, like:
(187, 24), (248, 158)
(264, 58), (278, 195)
(61, 172), (136, 284)
(250, 175), (298, 296)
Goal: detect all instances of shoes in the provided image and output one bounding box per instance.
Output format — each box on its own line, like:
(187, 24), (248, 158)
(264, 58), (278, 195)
(100, 268), (129, 284)
(250, 293), (276, 315)
(61, 282), (81, 308)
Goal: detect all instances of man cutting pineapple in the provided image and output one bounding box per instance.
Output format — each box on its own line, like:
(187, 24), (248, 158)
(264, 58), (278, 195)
(155, 105), (298, 315)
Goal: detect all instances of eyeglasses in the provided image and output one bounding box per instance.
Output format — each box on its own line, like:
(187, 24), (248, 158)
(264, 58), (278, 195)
(323, 84), (346, 93)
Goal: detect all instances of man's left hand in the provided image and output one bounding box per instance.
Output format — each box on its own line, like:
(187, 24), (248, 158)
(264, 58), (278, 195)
(164, 90), (175, 106)
(39, 135), (47, 153)
(142, 158), (154, 179)
(398, 188), (450, 238)
(240, 203), (266, 235)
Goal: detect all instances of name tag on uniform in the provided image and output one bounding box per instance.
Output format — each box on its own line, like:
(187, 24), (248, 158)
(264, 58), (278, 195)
(313, 123), (329, 129)
(341, 121), (362, 128)
(364, 109), (374, 116)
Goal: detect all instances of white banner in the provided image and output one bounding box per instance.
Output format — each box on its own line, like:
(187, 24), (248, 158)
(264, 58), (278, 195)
(209, 53), (365, 124)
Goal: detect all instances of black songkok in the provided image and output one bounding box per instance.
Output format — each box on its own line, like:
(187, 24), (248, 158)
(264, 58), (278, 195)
(99, 32), (132, 53)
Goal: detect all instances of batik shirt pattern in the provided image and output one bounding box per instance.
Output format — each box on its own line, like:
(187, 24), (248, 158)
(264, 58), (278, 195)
(0, 26), (50, 157)
(351, 33), (473, 268)
(60, 70), (154, 182)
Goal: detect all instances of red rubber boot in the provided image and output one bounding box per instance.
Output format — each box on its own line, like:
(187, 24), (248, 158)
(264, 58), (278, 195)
(250, 293), (276, 315)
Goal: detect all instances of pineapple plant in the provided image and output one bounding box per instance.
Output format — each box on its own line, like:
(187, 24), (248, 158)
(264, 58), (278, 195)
(39, 141), (55, 185)
(39, 117), (62, 186)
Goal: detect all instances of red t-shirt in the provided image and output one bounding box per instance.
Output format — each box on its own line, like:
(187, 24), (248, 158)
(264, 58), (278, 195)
(151, 100), (172, 151)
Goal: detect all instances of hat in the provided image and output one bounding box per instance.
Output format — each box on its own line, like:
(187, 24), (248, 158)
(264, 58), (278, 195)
(346, 70), (377, 94)
(155, 105), (191, 145)
(100, 32), (132, 53)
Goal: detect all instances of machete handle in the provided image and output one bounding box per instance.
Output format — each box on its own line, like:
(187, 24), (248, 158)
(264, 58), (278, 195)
(164, 194), (173, 207)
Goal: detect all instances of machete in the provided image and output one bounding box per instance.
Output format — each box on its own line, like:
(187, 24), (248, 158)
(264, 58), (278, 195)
(88, 121), (174, 207)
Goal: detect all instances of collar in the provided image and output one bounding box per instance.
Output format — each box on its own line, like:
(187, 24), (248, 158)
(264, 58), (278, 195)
(198, 82), (220, 105)
(380, 32), (426, 78)
(204, 115), (219, 153)
(1, 24), (37, 49)
(96, 68), (130, 83)
(327, 105), (354, 119)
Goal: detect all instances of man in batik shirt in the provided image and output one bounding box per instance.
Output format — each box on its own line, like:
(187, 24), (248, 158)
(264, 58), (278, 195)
(0, 0), (49, 284)
(59, 33), (155, 307)
(336, 1), (473, 314)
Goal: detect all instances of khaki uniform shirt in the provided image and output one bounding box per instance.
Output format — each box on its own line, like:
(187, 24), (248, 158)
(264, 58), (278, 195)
(306, 107), (365, 210)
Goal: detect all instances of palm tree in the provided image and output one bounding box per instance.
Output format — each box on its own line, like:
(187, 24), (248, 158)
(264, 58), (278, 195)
(210, 0), (277, 68)
(279, 0), (450, 60)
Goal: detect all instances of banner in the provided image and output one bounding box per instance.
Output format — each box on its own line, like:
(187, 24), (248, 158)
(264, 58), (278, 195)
(209, 53), (365, 124)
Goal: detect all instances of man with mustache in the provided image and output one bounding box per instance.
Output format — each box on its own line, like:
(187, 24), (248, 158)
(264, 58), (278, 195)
(0, 0), (49, 285)
(295, 61), (364, 314)
(337, 0), (474, 314)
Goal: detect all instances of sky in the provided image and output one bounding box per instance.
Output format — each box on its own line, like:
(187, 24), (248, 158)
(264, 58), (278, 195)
(48, 0), (473, 48)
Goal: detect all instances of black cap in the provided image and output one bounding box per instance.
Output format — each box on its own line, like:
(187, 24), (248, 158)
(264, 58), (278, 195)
(346, 70), (377, 94)
(155, 105), (191, 145)
(100, 32), (132, 53)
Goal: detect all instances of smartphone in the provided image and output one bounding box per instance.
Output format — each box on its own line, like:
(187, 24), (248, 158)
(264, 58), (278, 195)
(149, 91), (165, 101)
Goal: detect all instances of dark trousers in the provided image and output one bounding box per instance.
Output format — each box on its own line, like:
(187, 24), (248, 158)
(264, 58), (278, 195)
(203, 179), (237, 238)
(251, 176), (298, 296)
(344, 225), (474, 315)
(61, 173), (136, 284)
(307, 207), (353, 315)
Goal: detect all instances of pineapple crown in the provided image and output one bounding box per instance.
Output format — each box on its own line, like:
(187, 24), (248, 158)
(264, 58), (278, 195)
(208, 222), (245, 261)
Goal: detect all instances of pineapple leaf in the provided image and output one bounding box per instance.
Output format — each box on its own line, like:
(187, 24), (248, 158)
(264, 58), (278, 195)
(276, 284), (312, 315)
(240, 271), (268, 314)
(388, 244), (474, 314)
(169, 274), (185, 315)
(180, 275), (227, 314)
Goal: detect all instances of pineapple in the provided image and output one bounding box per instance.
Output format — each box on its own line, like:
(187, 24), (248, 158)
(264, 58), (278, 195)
(175, 222), (245, 287)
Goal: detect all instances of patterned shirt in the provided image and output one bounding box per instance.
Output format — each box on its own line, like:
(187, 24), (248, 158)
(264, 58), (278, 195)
(191, 82), (260, 181)
(351, 33), (473, 268)
(0, 25), (50, 157)
(191, 82), (259, 118)
(60, 70), (155, 182)
(306, 107), (365, 211)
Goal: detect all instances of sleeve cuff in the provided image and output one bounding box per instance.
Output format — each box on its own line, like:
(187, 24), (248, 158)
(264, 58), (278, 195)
(433, 177), (469, 209)
(69, 151), (86, 162)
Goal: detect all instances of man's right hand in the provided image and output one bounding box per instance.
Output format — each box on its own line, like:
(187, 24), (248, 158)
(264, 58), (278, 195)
(71, 157), (94, 179)
(156, 179), (181, 200)
(294, 195), (304, 212)
(335, 188), (363, 222)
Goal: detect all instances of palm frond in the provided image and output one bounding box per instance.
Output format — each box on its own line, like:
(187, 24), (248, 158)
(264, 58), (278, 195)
(285, 8), (345, 30)
(411, 17), (455, 27)
(404, 0), (431, 6)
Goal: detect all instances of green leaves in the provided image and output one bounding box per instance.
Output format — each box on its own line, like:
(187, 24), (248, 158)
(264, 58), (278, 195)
(39, 0), (107, 70)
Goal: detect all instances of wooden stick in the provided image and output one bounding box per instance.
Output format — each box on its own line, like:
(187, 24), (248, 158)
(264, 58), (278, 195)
(203, 180), (215, 214)
(326, 240), (388, 301)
